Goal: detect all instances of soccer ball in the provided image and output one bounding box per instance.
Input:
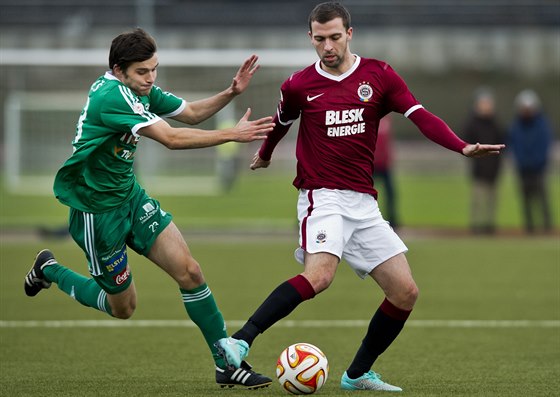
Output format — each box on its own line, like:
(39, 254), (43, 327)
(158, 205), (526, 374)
(276, 342), (329, 395)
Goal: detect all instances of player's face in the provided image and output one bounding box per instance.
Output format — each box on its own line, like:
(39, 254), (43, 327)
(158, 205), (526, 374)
(116, 54), (159, 96)
(309, 18), (353, 74)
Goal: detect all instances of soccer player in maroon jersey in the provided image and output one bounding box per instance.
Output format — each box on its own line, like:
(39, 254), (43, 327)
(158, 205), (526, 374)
(215, 2), (504, 391)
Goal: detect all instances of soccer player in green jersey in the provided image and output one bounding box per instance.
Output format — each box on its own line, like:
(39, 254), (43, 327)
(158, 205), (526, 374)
(24, 28), (274, 389)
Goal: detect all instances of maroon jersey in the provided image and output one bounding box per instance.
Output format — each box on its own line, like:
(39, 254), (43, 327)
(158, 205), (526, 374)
(260, 56), (421, 197)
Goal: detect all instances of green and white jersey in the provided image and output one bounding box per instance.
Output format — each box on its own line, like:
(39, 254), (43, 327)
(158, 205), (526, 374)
(54, 72), (185, 213)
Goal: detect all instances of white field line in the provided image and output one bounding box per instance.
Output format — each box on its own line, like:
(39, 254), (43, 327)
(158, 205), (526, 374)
(0, 319), (558, 329)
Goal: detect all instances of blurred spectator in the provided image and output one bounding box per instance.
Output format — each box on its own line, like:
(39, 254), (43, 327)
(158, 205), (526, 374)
(373, 115), (399, 229)
(508, 89), (554, 234)
(215, 105), (242, 193)
(217, 141), (241, 193)
(462, 88), (505, 234)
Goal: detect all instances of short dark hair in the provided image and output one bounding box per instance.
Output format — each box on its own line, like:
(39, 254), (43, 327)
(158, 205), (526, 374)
(308, 2), (351, 32)
(109, 28), (157, 72)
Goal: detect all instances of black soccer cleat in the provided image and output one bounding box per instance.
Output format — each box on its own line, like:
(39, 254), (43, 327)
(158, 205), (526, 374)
(216, 361), (272, 390)
(24, 249), (57, 297)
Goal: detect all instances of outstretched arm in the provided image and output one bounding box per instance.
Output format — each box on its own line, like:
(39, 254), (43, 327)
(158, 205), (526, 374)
(172, 55), (261, 125)
(140, 108), (274, 149)
(408, 108), (505, 156)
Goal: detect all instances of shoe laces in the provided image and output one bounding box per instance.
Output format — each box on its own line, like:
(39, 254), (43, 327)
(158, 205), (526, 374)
(239, 341), (249, 357)
(363, 371), (383, 382)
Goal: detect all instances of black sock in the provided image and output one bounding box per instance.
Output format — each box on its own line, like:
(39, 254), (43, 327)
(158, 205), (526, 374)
(232, 275), (315, 346)
(231, 320), (261, 346)
(346, 298), (411, 379)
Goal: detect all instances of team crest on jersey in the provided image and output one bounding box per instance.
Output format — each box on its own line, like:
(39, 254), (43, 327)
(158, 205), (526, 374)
(316, 230), (327, 244)
(357, 82), (373, 102)
(133, 102), (145, 115)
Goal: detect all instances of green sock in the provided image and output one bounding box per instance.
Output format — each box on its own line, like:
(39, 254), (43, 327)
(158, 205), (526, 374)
(43, 263), (112, 316)
(181, 284), (227, 368)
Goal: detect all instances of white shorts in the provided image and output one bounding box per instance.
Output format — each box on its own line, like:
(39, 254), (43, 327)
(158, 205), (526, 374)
(294, 189), (408, 279)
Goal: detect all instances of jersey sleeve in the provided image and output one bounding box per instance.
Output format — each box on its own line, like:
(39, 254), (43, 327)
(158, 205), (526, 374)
(382, 64), (422, 116)
(276, 76), (302, 125)
(381, 63), (466, 153)
(148, 86), (186, 117)
(408, 107), (467, 154)
(259, 76), (300, 160)
(100, 85), (162, 136)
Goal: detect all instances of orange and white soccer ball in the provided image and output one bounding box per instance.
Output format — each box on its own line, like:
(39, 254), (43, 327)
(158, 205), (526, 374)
(276, 342), (329, 395)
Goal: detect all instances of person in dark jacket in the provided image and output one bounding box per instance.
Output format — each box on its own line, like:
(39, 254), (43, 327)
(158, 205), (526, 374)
(508, 89), (554, 234)
(373, 115), (399, 229)
(463, 88), (505, 234)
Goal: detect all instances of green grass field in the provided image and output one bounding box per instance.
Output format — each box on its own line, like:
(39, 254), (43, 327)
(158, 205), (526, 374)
(1, 168), (559, 396)
(1, 236), (558, 396)
(1, 169), (559, 231)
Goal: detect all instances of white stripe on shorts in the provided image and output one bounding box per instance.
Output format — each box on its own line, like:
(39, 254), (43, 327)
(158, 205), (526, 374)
(83, 213), (101, 276)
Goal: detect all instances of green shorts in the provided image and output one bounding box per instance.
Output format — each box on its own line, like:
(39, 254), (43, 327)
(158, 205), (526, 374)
(68, 188), (173, 294)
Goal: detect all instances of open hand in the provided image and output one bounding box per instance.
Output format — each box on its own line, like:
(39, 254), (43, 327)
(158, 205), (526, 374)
(462, 142), (505, 157)
(231, 55), (260, 95)
(233, 108), (274, 143)
(250, 151), (271, 170)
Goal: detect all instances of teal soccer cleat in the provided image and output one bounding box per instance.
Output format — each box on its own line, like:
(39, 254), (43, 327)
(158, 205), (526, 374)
(214, 337), (249, 369)
(341, 370), (402, 392)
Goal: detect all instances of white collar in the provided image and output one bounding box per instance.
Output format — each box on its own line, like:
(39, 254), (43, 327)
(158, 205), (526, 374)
(104, 71), (119, 81)
(314, 55), (361, 82)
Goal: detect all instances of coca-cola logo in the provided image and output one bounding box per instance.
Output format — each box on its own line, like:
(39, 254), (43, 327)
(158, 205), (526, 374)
(113, 266), (130, 285)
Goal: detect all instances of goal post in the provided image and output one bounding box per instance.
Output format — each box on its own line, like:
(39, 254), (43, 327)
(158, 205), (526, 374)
(1, 48), (311, 195)
(4, 91), (83, 194)
(4, 91), (233, 195)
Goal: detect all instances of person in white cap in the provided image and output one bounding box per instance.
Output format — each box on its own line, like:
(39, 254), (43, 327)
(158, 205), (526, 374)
(509, 89), (554, 233)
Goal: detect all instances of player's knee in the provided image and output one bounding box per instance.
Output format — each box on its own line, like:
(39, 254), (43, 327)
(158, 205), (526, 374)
(407, 283), (419, 306)
(400, 283), (419, 309)
(110, 302), (136, 319)
(174, 261), (204, 288)
(390, 282), (418, 311)
(309, 273), (335, 293)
